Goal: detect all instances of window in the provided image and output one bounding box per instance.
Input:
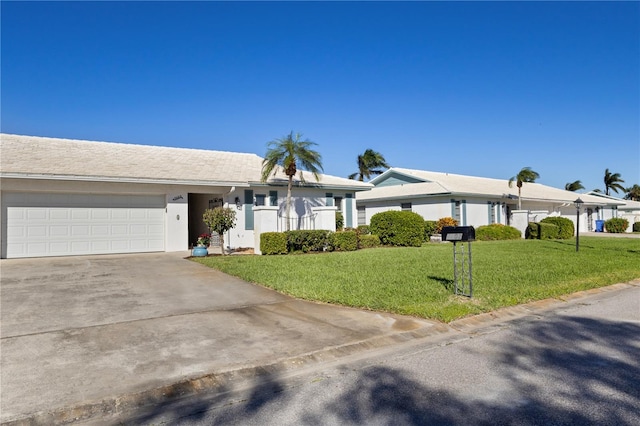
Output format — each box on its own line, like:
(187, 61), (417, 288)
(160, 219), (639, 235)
(269, 191), (278, 207)
(255, 194), (266, 206)
(357, 206), (366, 225)
(401, 202), (412, 211)
(334, 197), (343, 212)
(454, 201), (461, 222)
(244, 190), (253, 230)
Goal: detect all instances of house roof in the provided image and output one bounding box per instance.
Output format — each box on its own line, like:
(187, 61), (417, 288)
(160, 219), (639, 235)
(359, 167), (624, 206)
(584, 191), (640, 211)
(0, 134), (372, 190)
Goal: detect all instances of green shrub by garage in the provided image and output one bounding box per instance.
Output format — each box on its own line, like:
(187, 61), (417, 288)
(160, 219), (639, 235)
(357, 225), (371, 235)
(329, 230), (358, 251)
(540, 216), (574, 239)
(605, 217), (629, 233)
(475, 224), (521, 240)
(370, 210), (426, 247)
(260, 232), (287, 255)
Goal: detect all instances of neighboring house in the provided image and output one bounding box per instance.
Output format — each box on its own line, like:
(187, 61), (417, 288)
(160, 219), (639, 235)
(356, 168), (625, 236)
(584, 191), (640, 232)
(0, 134), (372, 258)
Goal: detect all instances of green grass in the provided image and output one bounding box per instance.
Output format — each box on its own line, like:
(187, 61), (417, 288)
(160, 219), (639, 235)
(194, 237), (640, 322)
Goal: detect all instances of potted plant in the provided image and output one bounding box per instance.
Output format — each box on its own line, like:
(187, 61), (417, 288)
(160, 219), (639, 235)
(192, 233), (211, 257)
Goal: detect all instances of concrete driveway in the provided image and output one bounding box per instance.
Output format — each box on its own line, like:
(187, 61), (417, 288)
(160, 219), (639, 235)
(1, 253), (439, 424)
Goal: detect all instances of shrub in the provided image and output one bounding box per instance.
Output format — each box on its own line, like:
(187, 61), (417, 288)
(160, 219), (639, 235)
(424, 220), (437, 241)
(357, 225), (371, 235)
(329, 230), (358, 251)
(633, 222), (640, 233)
(370, 211), (426, 247)
(539, 222), (559, 239)
(605, 217), (629, 233)
(540, 216), (574, 239)
(335, 211), (344, 230)
(286, 230), (331, 253)
(525, 222), (539, 239)
(435, 217), (458, 234)
(260, 232), (287, 255)
(358, 234), (381, 249)
(476, 224), (521, 241)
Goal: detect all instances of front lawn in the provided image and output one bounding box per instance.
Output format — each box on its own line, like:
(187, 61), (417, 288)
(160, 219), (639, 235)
(194, 237), (640, 322)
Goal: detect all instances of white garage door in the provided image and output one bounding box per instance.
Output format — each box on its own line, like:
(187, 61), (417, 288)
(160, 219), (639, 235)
(3, 192), (165, 258)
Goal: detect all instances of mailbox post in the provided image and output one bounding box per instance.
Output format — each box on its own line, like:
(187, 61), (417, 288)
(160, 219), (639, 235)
(441, 226), (475, 297)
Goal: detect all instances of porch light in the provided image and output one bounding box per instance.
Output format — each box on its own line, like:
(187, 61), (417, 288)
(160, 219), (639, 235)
(574, 198), (583, 252)
(235, 197), (242, 210)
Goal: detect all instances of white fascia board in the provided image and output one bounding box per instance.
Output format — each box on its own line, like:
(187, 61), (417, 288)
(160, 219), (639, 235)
(0, 173), (250, 188)
(249, 181), (373, 191)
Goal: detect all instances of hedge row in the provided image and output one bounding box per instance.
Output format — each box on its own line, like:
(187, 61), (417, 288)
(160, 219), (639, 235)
(260, 229), (380, 255)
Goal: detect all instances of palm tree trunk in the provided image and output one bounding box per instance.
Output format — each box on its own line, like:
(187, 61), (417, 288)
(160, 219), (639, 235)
(518, 187), (522, 210)
(286, 175), (293, 231)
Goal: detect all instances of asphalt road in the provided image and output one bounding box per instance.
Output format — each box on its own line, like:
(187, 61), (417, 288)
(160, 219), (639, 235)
(113, 284), (640, 426)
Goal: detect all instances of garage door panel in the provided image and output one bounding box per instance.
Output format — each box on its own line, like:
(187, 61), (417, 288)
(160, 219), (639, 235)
(4, 193), (166, 258)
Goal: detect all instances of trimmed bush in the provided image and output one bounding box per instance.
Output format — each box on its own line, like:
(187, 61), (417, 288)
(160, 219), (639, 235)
(540, 216), (574, 239)
(633, 222), (640, 233)
(335, 211), (344, 230)
(370, 210), (426, 247)
(539, 222), (560, 239)
(476, 224), (521, 241)
(260, 232), (287, 255)
(525, 222), (540, 239)
(330, 230), (358, 251)
(286, 230), (331, 253)
(358, 234), (381, 249)
(605, 217), (629, 233)
(435, 217), (458, 234)
(424, 220), (437, 241)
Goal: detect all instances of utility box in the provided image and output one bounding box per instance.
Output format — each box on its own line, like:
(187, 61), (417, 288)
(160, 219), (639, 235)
(441, 226), (475, 242)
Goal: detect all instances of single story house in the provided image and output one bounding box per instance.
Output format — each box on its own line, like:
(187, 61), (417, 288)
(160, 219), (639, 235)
(356, 167), (626, 236)
(584, 191), (640, 232)
(0, 134), (372, 258)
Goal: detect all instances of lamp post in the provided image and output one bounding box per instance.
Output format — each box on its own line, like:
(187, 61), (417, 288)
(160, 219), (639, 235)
(575, 198), (583, 252)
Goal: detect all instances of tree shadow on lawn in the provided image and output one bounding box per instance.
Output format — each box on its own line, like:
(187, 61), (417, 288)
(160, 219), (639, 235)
(121, 314), (639, 425)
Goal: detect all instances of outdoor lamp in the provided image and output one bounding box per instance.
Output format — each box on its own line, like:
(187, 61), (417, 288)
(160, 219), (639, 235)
(574, 198), (583, 252)
(235, 197), (242, 210)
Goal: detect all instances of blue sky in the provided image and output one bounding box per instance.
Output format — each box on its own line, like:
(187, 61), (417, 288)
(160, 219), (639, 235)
(2, 1), (639, 194)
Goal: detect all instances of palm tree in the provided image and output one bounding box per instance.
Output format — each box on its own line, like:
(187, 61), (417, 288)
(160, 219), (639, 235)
(564, 180), (585, 192)
(508, 167), (540, 210)
(604, 169), (625, 196)
(260, 132), (323, 231)
(624, 184), (640, 201)
(348, 149), (390, 181)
